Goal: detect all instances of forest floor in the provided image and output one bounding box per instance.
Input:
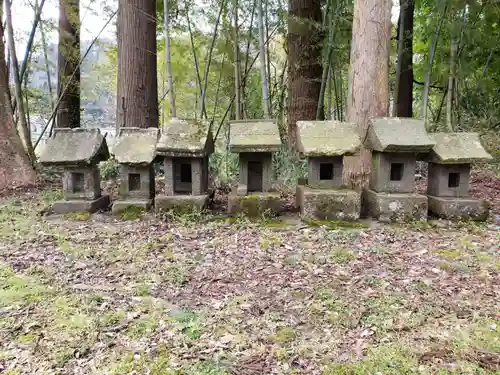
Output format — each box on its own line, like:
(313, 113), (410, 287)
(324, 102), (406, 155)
(0, 174), (499, 375)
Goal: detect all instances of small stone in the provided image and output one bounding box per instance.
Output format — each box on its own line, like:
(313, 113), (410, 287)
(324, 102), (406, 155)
(489, 324), (497, 331)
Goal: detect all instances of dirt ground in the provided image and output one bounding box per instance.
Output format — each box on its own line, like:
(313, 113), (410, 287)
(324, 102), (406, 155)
(0, 178), (499, 375)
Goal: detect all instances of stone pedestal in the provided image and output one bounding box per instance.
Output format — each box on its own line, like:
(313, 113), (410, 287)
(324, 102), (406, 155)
(428, 196), (489, 221)
(155, 194), (208, 214)
(112, 199), (153, 215)
(363, 189), (428, 222)
(296, 185), (360, 221)
(227, 191), (284, 217)
(52, 195), (110, 214)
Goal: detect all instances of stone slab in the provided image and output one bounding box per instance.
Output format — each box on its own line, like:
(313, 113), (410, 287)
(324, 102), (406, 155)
(113, 127), (159, 164)
(51, 195), (110, 214)
(428, 195), (489, 221)
(111, 199), (153, 215)
(227, 192), (284, 217)
(296, 185), (361, 221)
(296, 120), (361, 157)
(363, 189), (427, 222)
(229, 119), (281, 153)
(156, 118), (213, 157)
(426, 132), (493, 164)
(154, 194), (208, 213)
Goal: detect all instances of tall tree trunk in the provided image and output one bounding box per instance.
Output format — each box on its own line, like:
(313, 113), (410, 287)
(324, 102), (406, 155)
(117, 0), (159, 128)
(233, 0), (242, 120)
(343, 0), (391, 188)
(0, 7), (36, 191)
(446, 38), (457, 131)
(4, 0), (35, 162)
(393, 0), (414, 118)
(57, 0), (80, 128)
(287, 0), (323, 147)
(164, 0), (176, 119)
(257, 0), (270, 118)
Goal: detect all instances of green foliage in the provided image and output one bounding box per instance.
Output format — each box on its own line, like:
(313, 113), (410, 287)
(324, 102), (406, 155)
(99, 158), (120, 180)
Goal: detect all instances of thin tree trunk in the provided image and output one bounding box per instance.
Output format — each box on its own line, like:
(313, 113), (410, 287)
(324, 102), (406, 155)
(186, 8), (206, 118)
(257, 0), (270, 118)
(343, 0), (391, 188)
(393, 0), (414, 117)
(233, 0), (242, 120)
(117, 0), (159, 128)
(0, 4), (36, 191)
(326, 66), (332, 120)
(5, 0), (35, 163)
(39, 10), (55, 117)
(265, 0), (272, 114)
(423, 0), (448, 128)
(446, 38), (457, 131)
(163, 0), (176, 119)
(57, 0), (80, 128)
(242, 0), (256, 117)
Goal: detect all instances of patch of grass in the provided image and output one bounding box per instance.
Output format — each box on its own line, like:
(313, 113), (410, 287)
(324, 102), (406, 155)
(172, 309), (202, 340)
(284, 255), (298, 265)
(134, 283), (152, 296)
(162, 264), (190, 286)
(101, 310), (126, 326)
(303, 218), (368, 229)
(119, 206), (146, 221)
(270, 326), (297, 344)
(434, 248), (463, 259)
(259, 232), (282, 249)
(164, 207), (204, 225)
(361, 295), (404, 331)
(0, 264), (51, 307)
(63, 211), (92, 221)
(105, 348), (175, 375)
(329, 247), (355, 264)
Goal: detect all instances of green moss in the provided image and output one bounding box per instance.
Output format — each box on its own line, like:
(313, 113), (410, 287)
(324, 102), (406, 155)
(63, 211), (91, 221)
(329, 248), (355, 264)
(119, 206), (145, 220)
(237, 194), (280, 218)
(434, 249), (462, 259)
(270, 327), (297, 344)
(303, 218), (367, 229)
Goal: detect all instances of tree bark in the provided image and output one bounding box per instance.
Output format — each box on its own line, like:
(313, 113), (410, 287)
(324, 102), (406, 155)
(117, 0), (159, 128)
(233, 0), (242, 120)
(0, 9), (36, 191)
(257, 0), (270, 118)
(287, 0), (323, 148)
(393, 0), (414, 118)
(57, 0), (80, 128)
(343, 0), (391, 188)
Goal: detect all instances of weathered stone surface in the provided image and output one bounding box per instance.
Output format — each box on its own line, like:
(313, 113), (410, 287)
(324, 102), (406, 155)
(229, 119), (281, 153)
(118, 165), (155, 200)
(113, 127), (159, 165)
(39, 128), (109, 166)
(237, 152), (274, 193)
(157, 118), (213, 157)
(111, 199), (152, 215)
(51, 195), (110, 214)
(428, 196), (489, 221)
(366, 117), (435, 153)
(296, 185), (361, 221)
(363, 189), (428, 222)
(427, 163), (470, 198)
(296, 120), (361, 156)
(426, 132), (493, 164)
(227, 192), (284, 216)
(62, 166), (101, 200)
(370, 152), (416, 193)
(155, 194), (208, 213)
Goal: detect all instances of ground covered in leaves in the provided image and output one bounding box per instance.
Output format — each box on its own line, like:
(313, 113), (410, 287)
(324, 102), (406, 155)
(0, 189), (499, 375)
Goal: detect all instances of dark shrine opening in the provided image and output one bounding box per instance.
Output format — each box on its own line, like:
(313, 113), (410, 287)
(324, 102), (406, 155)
(448, 172), (460, 188)
(72, 172), (85, 193)
(319, 163), (334, 180)
(128, 173), (141, 191)
(247, 160), (263, 192)
(174, 162), (192, 194)
(390, 163), (404, 181)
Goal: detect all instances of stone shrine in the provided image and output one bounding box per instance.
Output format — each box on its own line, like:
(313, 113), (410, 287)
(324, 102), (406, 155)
(39, 128), (110, 213)
(228, 119), (283, 216)
(363, 117), (435, 222)
(296, 120), (362, 220)
(155, 118), (213, 212)
(424, 132), (492, 220)
(111, 127), (159, 214)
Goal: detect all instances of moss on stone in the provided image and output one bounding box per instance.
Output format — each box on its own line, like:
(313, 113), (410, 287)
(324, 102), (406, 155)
(302, 218), (368, 229)
(63, 211), (91, 221)
(119, 206), (145, 221)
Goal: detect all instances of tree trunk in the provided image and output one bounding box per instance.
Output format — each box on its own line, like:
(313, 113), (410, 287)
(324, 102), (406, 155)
(233, 0), (242, 120)
(446, 38), (457, 132)
(257, 0), (270, 118)
(393, 0), (414, 118)
(57, 0), (80, 128)
(0, 9), (36, 191)
(343, 0), (391, 188)
(287, 0), (323, 148)
(117, 0), (159, 128)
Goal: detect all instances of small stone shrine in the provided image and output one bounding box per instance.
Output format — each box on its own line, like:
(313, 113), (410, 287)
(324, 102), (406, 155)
(364, 117), (435, 222)
(39, 128), (110, 214)
(228, 119), (283, 216)
(424, 132), (492, 220)
(111, 127), (159, 214)
(296, 120), (362, 220)
(155, 118), (213, 212)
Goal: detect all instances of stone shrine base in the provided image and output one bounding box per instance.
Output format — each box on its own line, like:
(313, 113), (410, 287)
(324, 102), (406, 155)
(111, 199), (153, 215)
(363, 190), (428, 222)
(428, 196), (489, 221)
(154, 194), (208, 213)
(296, 185), (360, 221)
(51, 195), (110, 214)
(228, 191), (284, 217)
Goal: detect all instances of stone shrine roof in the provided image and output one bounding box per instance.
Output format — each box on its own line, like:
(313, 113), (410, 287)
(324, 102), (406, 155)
(112, 127), (159, 165)
(229, 119), (281, 153)
(366, 117), (435, 153)
(156, 118), (213, 157)
(296, 120), (361, 157)
(427, 132), (493, 164)
(39, 128), (109, 166)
